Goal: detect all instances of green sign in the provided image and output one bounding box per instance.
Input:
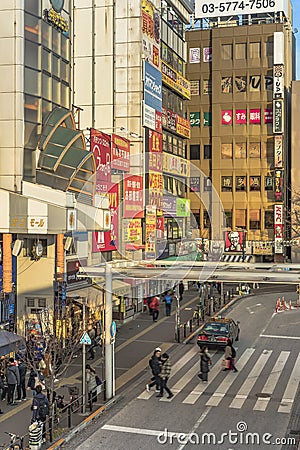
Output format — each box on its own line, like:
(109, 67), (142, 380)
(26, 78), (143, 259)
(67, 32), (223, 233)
(176, 198), (190, 217)
(204, 112), (212, 127)
(190, 112), (200, 127)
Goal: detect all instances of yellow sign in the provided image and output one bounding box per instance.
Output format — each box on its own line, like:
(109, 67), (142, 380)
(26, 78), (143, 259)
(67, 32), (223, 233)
(161, 62), (190, 100)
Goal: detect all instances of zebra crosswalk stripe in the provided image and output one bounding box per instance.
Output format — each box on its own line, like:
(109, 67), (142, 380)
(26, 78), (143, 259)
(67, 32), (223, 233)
(254, 351), (290, 411)
(182, 354), (224, 404)
(206, 348), (255, 407)
(278, 353), (300, 414)
(230, 349), (272, 409)
(137, 347), (198, 400)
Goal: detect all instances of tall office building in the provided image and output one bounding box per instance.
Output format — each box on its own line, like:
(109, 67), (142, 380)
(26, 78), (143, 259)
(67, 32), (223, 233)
(187, 0), (295, 262)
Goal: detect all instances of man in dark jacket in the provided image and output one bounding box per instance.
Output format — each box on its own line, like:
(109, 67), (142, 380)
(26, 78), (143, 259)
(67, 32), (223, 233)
(16, 359), (27, 401)
(146, 348), (161, 392)
(178, 281), (184, 302)
(157, 353), (174, 399)
(6, 358), (20, 405)
(31, 384), (49, 442)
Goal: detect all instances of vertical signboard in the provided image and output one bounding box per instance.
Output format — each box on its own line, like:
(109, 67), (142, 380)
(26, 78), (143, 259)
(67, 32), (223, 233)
(142, 0), (160, 68)
(145, 205), (156, 260)
(111, 134), (130, 172)
(274, 204), (283, 254)
(274, 169), (284, 201)
(273, 64), (284, 98)
(123, 175), (144, 218)
(92, 183), (119, 252)
(273, 99), (284, 133)
(143, 61), (162, 132)
(274, 135), (283, 167)
(90, 129), (111, 192)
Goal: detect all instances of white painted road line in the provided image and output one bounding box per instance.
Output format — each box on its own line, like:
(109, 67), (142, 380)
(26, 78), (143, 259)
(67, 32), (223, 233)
(206, 348), (255, 407)
(230, 349), (272, 409)
(278, 353), (300, 414)
(102, 424), (175, 437)
(160, 361), (199, 401)
(260, 334), (300, 340)
(182, 354), (224, 404)
(254, 351), (290, 411)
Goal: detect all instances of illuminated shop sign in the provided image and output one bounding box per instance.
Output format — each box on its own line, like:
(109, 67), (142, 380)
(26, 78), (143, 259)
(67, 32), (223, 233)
(161, 62), (190, 100)
(43, 1), (69, 34)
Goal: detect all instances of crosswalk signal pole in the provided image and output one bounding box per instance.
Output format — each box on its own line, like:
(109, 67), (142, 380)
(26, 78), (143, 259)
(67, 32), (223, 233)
(82, 297), (87, 414)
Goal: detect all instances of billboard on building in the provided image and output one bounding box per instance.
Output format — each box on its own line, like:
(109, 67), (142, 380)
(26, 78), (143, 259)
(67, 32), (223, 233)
(225, 231), (243, 253)
(142, 0), (160, 68)
(274, 64), (284, 98)
(111, 134), (130, 172)
(273, 99), (284, 133)
(123, 175), (144, 219)
(274, 169), (284, 201)
(92, 183), (118, 252)
(274, 204), (283, 254)
(195, 0), (288, 19)
(274, 135), (283, 167)
(147, 129), (162, 172)
(90, 129), (111, 191)
(143, 61), (162, 132)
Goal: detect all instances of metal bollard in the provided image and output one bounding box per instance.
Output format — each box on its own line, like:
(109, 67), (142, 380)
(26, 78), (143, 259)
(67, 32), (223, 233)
(189, 320), (193, 333)
(183, 323), (187, 338)
(68, 404), (72, 428)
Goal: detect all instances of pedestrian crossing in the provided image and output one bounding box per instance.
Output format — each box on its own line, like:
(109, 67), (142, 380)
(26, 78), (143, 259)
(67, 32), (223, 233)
(137, 347), (300, 414)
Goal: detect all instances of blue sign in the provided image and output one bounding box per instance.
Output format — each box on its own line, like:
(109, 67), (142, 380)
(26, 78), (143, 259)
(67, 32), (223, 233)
(80, 332), (91, 345)
(144, 61), (162, 113)
(110, 321), (117, 338)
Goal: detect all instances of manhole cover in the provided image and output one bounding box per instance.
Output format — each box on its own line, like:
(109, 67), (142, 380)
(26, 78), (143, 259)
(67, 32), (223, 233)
(256, 393), (271, 398)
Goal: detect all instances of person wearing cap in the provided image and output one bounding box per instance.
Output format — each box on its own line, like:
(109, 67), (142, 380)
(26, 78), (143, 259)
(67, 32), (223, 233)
(156, 353), (173, 399)
(146, 348), (162, 392)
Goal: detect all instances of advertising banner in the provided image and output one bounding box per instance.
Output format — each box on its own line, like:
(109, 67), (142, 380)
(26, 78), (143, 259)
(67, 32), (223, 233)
(190, 112), (200, 127)
(92, 182), (118, 252)
(144, 61), (162, 112)
(222, 110), (233, 125)
(162, 108), (190, 138)
(195, 0), (287, 19)
(274, 204), (283, 254)
(162, 196), (176, 216)
(145, 205), (156, 260)
(122, 219), (142, 242)
(273, 64), (284, 98)
(163, 153), (189, 177)
(176, 198), (190, 217)
(274, 135), (283, 167)
(203, 47), (212, 62)
(111, 134), (130, 172)
(190, 177), (200, 192)
(249, 109), (261, 124)
(142, 0), (160, 68)
(264, 109), (273, 124)
(148, 171), (163, 212)
(147, 129), (162, 172)
(225, 231), (243, 253)
(90, 129), (111, 191)
(235, 110), (247, 125)
(273, 99), (284, 133)
(189, 47), (201, 63)
(274, 169), (283, 201)
(143, 103), (162, 133)
(124, 175), (144, 218)
(161, 61), (190, 100)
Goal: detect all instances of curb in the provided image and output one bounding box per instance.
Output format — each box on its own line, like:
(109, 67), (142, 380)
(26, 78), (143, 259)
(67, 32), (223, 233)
(47, 396), (121, 449)
(182, 294), (250, 345)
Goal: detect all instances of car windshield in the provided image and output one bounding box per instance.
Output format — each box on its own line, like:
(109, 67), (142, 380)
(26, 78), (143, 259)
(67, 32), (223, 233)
(203, 322), (229, 334)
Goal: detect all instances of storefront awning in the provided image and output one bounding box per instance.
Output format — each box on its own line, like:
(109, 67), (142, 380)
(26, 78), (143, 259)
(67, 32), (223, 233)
(0, 331), (25, 357)
(67, 285), (103, 307)
(112, 280), (131, 296)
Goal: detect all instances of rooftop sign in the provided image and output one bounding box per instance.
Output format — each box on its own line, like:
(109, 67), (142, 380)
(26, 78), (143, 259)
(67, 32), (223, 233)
(195, 0), (288, 20)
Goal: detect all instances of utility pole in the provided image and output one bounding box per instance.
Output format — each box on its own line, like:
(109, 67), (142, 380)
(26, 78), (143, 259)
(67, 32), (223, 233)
(175, 283), (180, 343)
(105, 263), (113, 400)
(82, 297), (87, 414)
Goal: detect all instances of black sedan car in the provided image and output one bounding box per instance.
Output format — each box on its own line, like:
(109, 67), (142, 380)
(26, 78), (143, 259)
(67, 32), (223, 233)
(197, 317), (240, 349)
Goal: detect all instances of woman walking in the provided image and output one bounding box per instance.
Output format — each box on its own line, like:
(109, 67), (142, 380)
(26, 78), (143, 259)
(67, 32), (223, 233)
(198, 346), (211, 382)
(223, 339), (238, 372)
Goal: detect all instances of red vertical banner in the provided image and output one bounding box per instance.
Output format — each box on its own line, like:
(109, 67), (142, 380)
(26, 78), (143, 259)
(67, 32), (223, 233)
(90, 129), (111, 192)
(111, 134), (130, 172)
(123, 175), (144, 218)
(92, 183), (119, 252)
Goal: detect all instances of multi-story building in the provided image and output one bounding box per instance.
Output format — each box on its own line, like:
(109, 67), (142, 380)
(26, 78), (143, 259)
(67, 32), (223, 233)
(187, 0), (295, 263)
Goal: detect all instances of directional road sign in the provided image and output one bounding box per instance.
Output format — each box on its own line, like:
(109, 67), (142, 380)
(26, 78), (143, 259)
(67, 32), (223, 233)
(80, 332), (91, 345)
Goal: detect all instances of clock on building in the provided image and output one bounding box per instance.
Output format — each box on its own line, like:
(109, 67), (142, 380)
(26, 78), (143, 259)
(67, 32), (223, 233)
(50, 0), (64, 13)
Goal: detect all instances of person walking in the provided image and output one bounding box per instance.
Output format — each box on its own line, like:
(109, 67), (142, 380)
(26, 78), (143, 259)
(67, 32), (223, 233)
(198, 346), (211, 382)
(86, 364), (98, 404)
(6, 357), (20, 405)
(150, 296), (160, 322)
(146, 348), (162, 392)
(178, 281), (184, 302)
(16, 358), (27, 401)
(27, 368), (37, 397)
(163, 291), (173, 316)
(31, 384), (49, 443)
(156, 353), (174, 399)
(223, 339), (238, 372)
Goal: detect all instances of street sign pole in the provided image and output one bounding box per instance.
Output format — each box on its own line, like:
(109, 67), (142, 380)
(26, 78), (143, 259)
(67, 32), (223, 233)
(110, 321), (117, 397)
(105, 263), (113, 400)
(82, 297), (86, 414)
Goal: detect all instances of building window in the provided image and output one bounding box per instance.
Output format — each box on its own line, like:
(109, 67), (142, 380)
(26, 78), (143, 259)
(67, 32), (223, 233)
(221, 77), (232, 94)
(236, 209), (247, 228)
(235, 76), (246, 93)
(225, 211), (233, 229)
(249, 42), (261, 59)
(221, 176), (233, 192)
(250, 210), (260, 229)
(204, 177), (212, 191)
(190, 145), (200, 160)
(265, 176), (273, 191)
(265, 210), (274, 229)
(203, 79), (212, 95)
(235, 43), (246, 59)
(250, 176), (261, 191)
(266, 39), (273, 58)
(221, 44), (232, 60)
(249, 143), (260, 158)
(234, 143), (246, 159)
(221, 143), (233, 159)
(203, 211), (211, 229)
(204, 145), (212, 159)
(236, 176), (247, 191)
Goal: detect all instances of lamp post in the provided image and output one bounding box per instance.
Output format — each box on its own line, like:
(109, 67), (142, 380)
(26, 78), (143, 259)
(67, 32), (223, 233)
(105, 263), (113, 400)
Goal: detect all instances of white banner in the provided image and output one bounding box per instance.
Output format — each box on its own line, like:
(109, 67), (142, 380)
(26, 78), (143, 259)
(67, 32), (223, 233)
(273, 64), (284, 99)
(195, 0), (288, 19)
(274, 204), (283, 254)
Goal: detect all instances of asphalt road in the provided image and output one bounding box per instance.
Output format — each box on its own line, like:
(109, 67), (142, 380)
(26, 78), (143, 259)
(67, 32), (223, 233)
(63, 290), (300, 450)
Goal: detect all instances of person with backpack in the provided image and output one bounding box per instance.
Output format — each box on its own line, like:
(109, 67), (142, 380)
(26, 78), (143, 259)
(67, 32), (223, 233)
(31, 384), (49, 442)
(146, 348), (162, 392)
(163, 291), (173, 316)
(223, 339), (238, 372)
(149, 296), (160, 322)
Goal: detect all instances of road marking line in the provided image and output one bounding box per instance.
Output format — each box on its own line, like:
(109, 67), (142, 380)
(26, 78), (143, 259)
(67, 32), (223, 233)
(182, 354), (224, 404)
(177, 407), (211, 450)
(137, 346), (198, 400)
(206, 348), (255, 407)
(230, 349), (272, 409)
(254, 351), (290, 411)
(278, 353), (300, 414)
(260, 334), (300, 340)
(102, 424), (170, 436)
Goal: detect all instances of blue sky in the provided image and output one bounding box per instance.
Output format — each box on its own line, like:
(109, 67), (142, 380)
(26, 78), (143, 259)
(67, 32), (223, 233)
(293, 0), (300, 79)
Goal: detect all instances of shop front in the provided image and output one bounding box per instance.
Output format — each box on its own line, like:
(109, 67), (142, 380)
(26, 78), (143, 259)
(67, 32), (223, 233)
(110, 280), (132, 322)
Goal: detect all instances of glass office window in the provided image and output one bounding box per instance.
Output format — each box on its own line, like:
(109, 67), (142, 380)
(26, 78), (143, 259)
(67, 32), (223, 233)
(24, 95), (41, 124)
(52, 30), (61, 55)
(235, 143), (246, 158)
(250, 176), (261, 191)
(221, 143), (232, 159)
(61, 34), (69, 61)
(25, 13), (40, 43)
(222, 176), (233, 192)
(52, 55), (60, 78)
(25, 0), (41, 16)
(236, 209), (246, 228)
(190, 145), (200, 160)
(235, 43), (246, 59)
(42, 73), (52, 101)
(25, 40), (40, 69)
(225, 211), (233, 229)
(250, 210), (260, 229)
(204, 145), (212, 159)
(249, 42), (261, 59)
(42, 48), (51, 73)
(221, 44), (232, 60)
(265, 210), (274, 229)
(25, 67), (41, 96)
(236, 176), (247, 191)
(42, 21), (51, 48)
(52, 78), (61, 105)
(249, 143), (260, 158)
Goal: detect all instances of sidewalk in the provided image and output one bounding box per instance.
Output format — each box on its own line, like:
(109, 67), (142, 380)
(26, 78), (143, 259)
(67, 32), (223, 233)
(0, 285), (236, 448)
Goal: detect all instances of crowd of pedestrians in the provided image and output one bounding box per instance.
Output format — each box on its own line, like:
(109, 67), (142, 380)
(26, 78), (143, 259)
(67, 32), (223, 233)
(146, 281), (186, 322)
